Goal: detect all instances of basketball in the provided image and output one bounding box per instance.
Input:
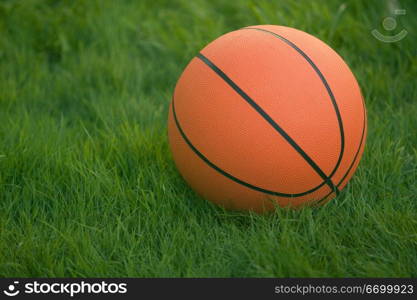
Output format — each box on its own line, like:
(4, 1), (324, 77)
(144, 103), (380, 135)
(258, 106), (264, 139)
(168, 25), (367, 212)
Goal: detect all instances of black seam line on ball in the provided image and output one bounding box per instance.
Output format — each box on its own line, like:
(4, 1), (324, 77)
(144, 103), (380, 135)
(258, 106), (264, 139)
(172, 95), (328, 197)
(336, 109), (366, 187)
(316, 99), (367, 203)
(241, 27), (345, 182)
(196, 53), (339, 195)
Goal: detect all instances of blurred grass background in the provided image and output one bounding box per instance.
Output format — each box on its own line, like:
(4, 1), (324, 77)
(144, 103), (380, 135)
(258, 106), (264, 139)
(0, 0), (416, 277)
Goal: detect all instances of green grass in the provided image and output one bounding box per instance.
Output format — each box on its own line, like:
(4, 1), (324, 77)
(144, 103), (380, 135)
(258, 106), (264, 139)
(0, 0), (416, 277)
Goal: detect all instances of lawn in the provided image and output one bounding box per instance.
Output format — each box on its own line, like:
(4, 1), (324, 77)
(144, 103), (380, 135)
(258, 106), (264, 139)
(0, 0), (416, 277)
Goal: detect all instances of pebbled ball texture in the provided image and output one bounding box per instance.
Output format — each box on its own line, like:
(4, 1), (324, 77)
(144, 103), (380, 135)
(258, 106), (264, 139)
(168, 25), (367, 213)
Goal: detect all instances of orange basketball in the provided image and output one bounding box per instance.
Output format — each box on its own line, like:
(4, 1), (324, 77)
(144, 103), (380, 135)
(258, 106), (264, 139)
(168, 25), (367, 213)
